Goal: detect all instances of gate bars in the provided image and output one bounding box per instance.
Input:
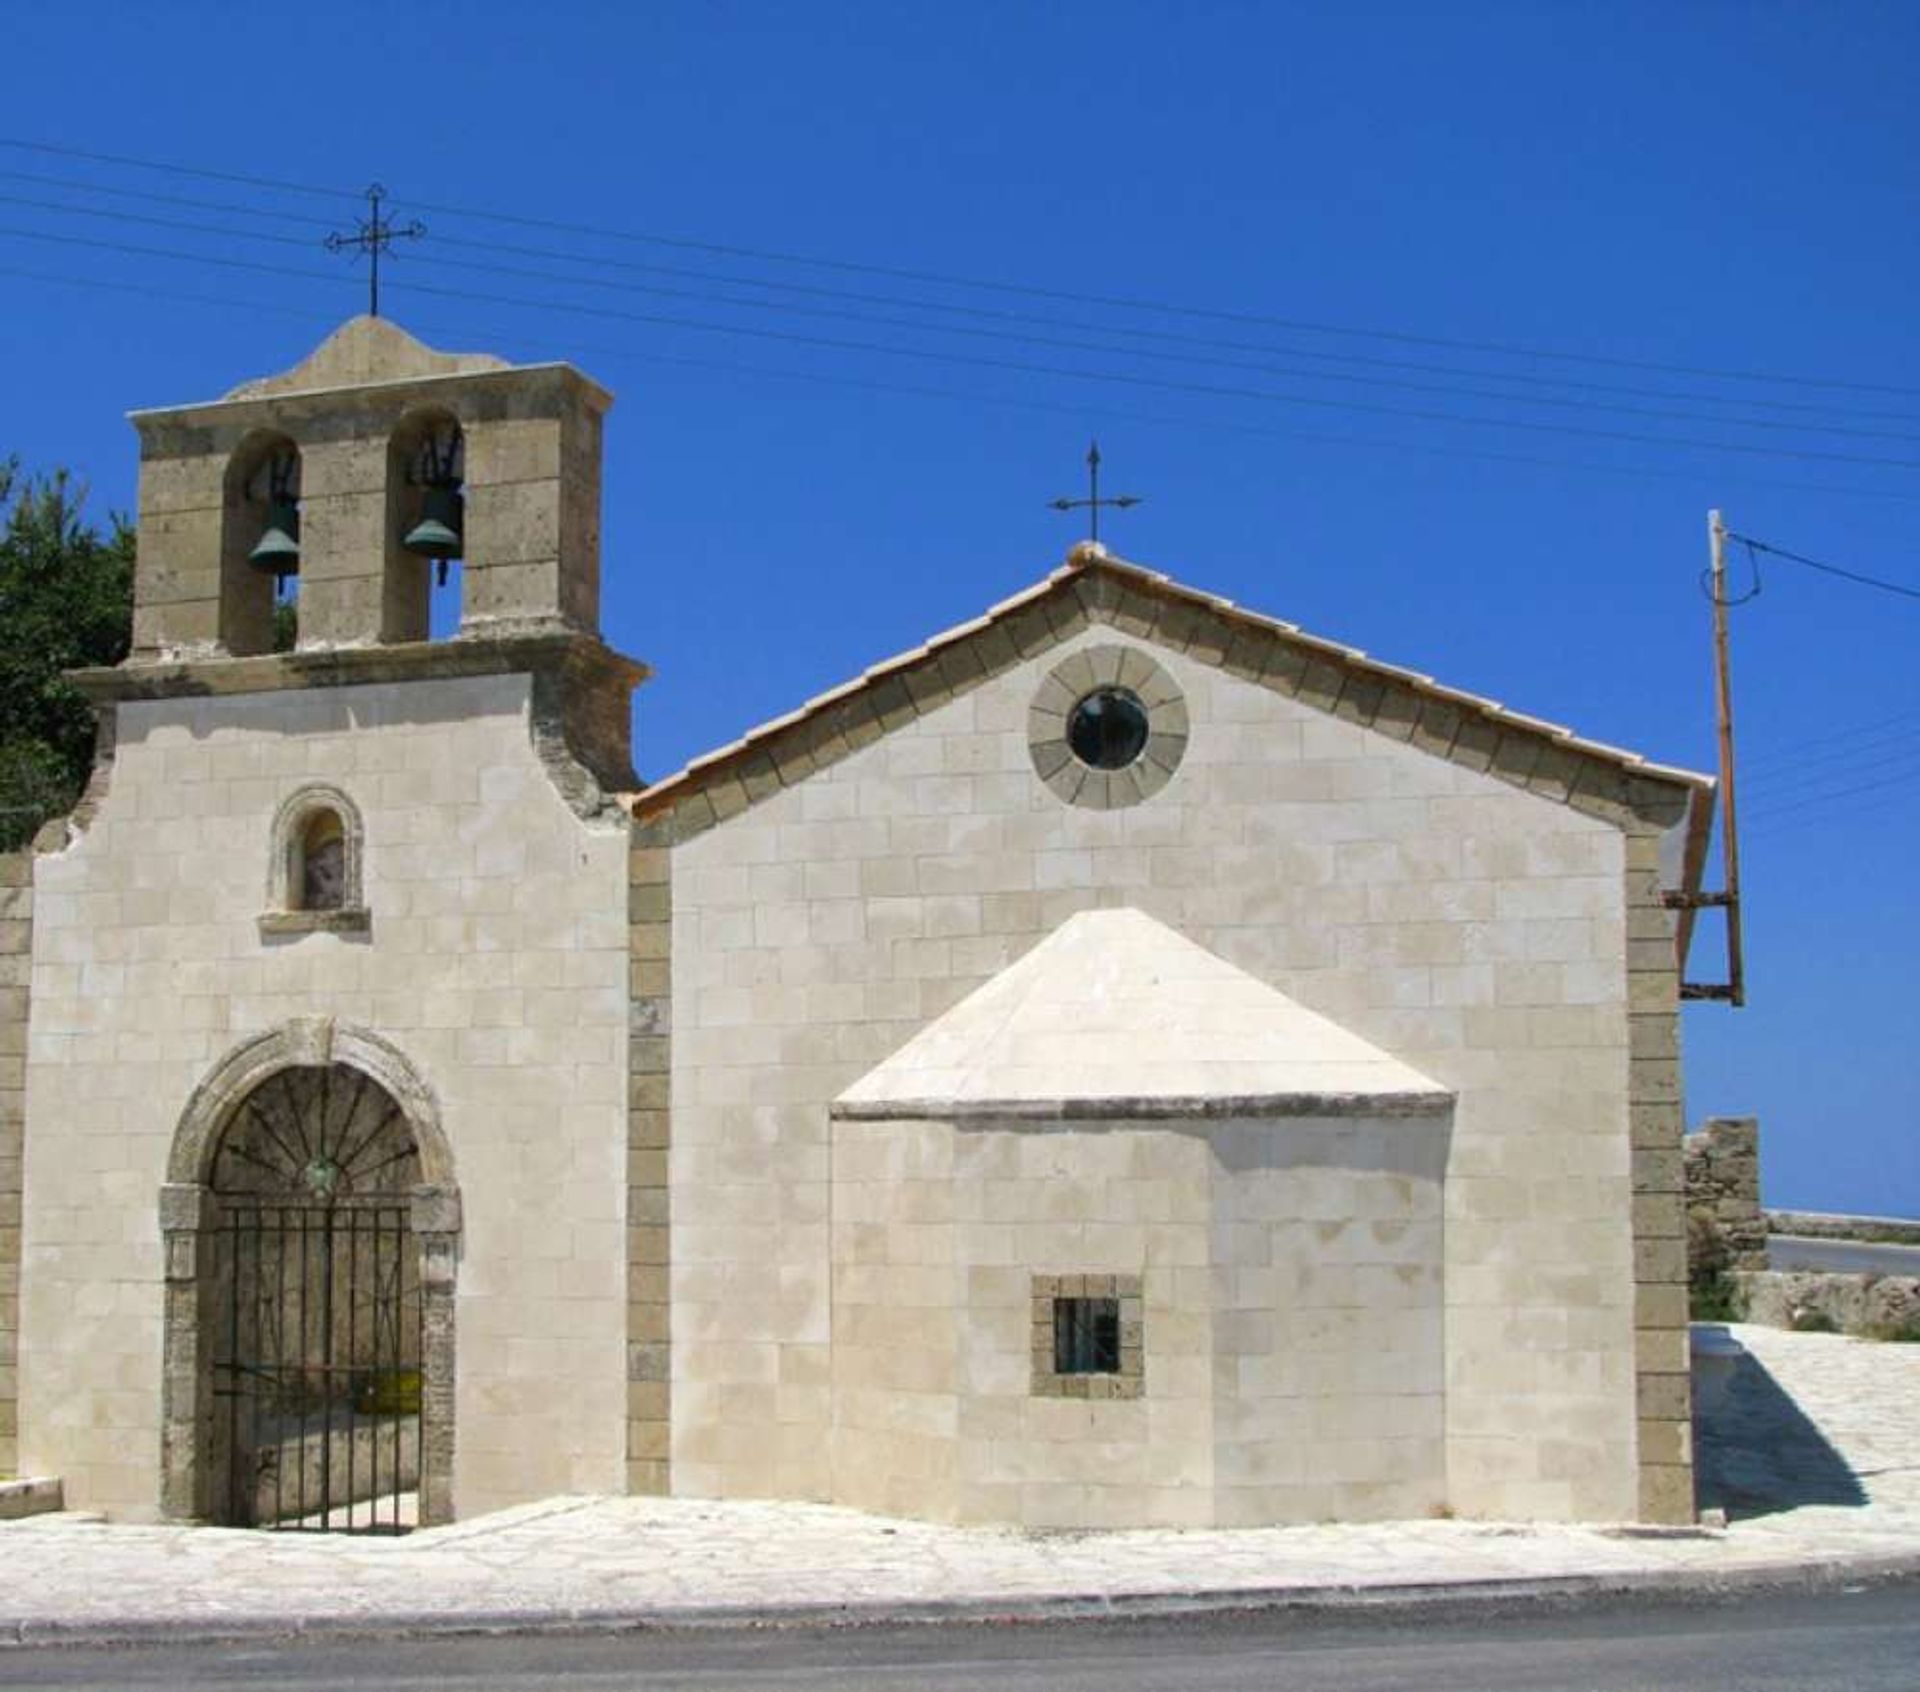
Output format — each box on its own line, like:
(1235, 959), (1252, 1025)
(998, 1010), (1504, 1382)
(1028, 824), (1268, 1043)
(209, 1200), (421, 1534)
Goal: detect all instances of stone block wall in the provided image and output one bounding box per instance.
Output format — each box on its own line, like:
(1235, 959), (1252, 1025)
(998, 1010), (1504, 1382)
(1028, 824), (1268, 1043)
(0, 850), (29, 1475)
(828, 1115), (1219, 1528)
(626, 827), (671, 1494)
(17, 673), (630, 1519)
(1685, 1116), (1766, 1274)
(131, 349), (609, 658)
(1625, 826), (1693, 1525)
(1209, 1115), (1447, 1527)
(666, 620), (1656, 1522)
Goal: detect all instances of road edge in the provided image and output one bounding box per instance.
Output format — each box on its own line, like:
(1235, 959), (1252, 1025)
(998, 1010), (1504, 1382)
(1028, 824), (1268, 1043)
(5, 1549), (1920, 1650)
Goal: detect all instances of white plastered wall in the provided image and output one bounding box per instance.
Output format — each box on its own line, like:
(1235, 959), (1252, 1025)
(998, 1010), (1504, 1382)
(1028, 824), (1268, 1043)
(18, 674), (629, 1519)
(669, 627), (1636, 1522)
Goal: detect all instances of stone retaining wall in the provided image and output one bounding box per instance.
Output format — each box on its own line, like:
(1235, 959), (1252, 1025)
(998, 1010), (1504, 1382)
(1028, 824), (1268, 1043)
(0, 850), (29, 1476)
(1684, 1116), (1765, 1275)
(1733, 1269), (1920, 1338)
(1767, 1211), (1920, 1247)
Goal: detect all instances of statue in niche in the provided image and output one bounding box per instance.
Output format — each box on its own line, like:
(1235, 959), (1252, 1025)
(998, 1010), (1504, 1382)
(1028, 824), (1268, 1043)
(298, 811), (347, 912)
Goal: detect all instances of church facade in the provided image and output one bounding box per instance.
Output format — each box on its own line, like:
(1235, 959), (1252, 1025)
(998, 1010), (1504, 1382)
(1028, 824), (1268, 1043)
(0, 320), (1713, 1533)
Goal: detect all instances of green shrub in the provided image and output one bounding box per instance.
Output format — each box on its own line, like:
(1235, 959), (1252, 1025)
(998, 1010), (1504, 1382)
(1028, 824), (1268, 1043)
(1690, 1271), (1742, 1323)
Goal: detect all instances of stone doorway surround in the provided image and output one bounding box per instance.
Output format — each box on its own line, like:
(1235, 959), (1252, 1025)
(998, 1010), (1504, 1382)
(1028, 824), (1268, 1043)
(158, 1018), (461, 1527)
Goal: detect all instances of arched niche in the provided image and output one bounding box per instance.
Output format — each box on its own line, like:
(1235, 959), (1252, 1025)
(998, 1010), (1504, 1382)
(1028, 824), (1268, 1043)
(158, 1019), (460, 1528)
(221, 429), (301, 658)
(385, 407), (466, 643)
(259, 784), (369, 936)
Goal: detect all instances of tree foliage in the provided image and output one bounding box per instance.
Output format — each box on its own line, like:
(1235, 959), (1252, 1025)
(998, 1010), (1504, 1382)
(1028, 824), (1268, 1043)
(0, 458), (135, 850)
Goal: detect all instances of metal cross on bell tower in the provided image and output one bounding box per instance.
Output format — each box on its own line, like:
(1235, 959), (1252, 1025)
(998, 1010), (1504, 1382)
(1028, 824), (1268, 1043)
(323, 184), (425, 319)
(1048, 440), (1142, 545)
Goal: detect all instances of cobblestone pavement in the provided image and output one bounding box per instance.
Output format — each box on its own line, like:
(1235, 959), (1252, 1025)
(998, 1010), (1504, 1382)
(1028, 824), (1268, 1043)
(2, 1324), (1916, 1641)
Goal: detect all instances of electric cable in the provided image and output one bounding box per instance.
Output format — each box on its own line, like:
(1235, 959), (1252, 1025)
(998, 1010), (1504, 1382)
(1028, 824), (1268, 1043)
(5, 135), (1917, 402)
(6, 257), (1920, 508)
(1724, 532), (1920, 604)
(1742, 712), (1920, 773)
(9, 188), (1917, 447)
(1743, 742), (1920, 815)
(1742, 763), (1920, 825)
(6, 221), (1917, 476)
(17, 156), (1918, 430)
(0, 167), (339, 231)
(1746, 781), (1920, 840)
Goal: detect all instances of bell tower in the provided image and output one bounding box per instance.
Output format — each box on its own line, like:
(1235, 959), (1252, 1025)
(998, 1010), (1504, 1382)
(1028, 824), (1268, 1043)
(127, 316), (610, 657)
(84, 317), (643, 810)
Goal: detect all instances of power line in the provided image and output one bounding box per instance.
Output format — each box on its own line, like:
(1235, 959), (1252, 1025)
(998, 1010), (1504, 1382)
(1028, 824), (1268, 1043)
(0, 138), (354, 205)
(401, 237), (1920, 428)
(1744, 742), (1920, 814)
(390, 210), (1920, 402)
(9, 219), (1919, 478)
(1726, 532), (1920, 604)
(0, 167), (339, 232)
(0, 192), (321, 252)
(1746, 781), (1920, 840)
(1743, 764), (1920, 826)
(19, 156), (1920, 431)
(1742, 710), (1920, 773)
(14, 187), (1920, 449)
(7, 255), (1920, 511)
(0, 261), (342, 325)
(6, 134), (1919, 403)
(1743, 718), (1920, 772)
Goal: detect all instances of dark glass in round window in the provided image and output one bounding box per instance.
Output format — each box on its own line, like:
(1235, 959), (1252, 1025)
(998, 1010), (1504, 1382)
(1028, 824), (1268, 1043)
(1067, 686), (1151, 770)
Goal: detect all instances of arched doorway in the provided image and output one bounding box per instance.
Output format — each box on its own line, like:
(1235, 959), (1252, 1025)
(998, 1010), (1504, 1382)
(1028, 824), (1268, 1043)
(206, 1064), (420, 1531)
(160, 1021), (459, 1531)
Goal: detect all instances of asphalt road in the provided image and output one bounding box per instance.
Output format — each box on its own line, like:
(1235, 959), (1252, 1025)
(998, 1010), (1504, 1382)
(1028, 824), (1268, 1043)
(3, 1580), (1917, 1692)
(1769, 1234), (1920, 1276)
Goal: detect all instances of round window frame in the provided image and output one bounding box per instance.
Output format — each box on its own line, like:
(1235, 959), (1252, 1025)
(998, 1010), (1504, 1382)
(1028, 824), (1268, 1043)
(1028, 644), (1189, 810)
(1066, 685), (1153, 771)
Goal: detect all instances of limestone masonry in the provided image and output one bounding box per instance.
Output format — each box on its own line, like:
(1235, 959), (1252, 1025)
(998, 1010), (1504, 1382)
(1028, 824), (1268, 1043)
(1685, 1116), (1767, 1274)
(3, 319), (1717, 1534)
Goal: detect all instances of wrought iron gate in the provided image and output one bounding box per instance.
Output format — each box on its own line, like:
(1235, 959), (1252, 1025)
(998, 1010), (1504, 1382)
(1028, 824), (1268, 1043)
(205, 1064), (423, 1534)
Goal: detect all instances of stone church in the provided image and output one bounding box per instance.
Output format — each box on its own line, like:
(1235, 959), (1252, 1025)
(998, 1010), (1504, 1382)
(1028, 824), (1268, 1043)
(0, 319), (1714, 1534)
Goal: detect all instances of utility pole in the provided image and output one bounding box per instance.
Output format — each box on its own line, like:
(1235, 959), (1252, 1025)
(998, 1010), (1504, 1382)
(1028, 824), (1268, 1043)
(1708, 509), (1746, 1007)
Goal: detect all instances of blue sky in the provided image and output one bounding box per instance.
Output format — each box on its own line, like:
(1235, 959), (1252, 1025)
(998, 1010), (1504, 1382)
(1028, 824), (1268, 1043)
(1, 2), (1914, 1215)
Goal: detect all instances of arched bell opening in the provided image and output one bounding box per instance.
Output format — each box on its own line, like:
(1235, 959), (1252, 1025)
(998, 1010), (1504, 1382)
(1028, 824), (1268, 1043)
(160, 1024), (460, 1533)
(385, 408), (465, 643)
(221, 430), (302, 657)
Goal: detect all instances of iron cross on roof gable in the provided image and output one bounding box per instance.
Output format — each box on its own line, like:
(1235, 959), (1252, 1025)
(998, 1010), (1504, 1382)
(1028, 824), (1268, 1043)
(323, 184), (425, 319)
(1048, 440), (1142, 545)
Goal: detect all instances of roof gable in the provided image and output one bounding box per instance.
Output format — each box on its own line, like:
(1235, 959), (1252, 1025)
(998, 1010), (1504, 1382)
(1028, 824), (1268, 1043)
(832, 907), (1450, 1121)
(632, 544), (1713, 875)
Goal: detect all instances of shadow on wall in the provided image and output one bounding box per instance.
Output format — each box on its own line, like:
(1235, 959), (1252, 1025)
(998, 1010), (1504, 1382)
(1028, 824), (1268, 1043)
(1695, 1353), (1867, 1520)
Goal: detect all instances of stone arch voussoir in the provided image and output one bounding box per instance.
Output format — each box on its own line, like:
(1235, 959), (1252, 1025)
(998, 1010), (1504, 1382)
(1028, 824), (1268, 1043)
(166, 1016), (452, 1189)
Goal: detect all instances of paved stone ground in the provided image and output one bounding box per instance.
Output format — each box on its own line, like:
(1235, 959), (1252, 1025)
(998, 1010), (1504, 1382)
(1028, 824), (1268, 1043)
(2, 1323), (1916, 1641)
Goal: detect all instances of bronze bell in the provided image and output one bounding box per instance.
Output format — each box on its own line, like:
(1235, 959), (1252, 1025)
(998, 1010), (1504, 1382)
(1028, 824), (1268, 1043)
(402, 482), (464, 562)
(248, 499), (301, 578)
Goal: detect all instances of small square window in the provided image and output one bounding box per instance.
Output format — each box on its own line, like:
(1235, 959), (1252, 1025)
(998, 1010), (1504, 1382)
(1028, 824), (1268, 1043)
(1054, 1296), (1120, 1375)
(1030, 1273), (1144, 1399)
